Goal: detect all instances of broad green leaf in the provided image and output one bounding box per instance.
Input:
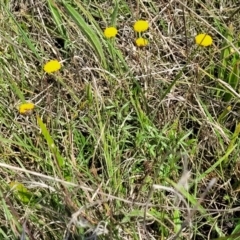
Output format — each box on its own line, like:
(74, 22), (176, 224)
(10, 181), (32, 204)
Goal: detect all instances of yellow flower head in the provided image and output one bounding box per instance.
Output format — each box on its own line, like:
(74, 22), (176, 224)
(43, 60), (61, 73)
(104, 27), (118, 38)
(195, 33), (213, 47)
(135, 37), (148, 47)
(19, 102), (35, 115)
(133, 20), (149, 33)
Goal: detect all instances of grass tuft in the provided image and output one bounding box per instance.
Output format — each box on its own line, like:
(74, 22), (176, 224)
(0, 1), (240, 239)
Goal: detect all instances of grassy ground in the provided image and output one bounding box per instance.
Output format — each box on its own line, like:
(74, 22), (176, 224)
(0, 0), (240, 239)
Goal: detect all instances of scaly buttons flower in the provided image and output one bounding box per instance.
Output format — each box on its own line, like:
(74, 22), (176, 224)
(43, 60), (61, 73)
(104, 27), (118, 38)
(135, 37), (148, 47)
(195, 34), (213, 47)
(19, 102), (35, 115)
(133, 20), (149, 33)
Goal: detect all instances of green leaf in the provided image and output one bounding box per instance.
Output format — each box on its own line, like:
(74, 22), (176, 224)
(110, 1), (118, 26)
(37, 116), (64, 167)
(10, 182), (32, 204)
(47, 0), (66, 37)
(62, 2), (107, 69)
(2, 5), (40, 59)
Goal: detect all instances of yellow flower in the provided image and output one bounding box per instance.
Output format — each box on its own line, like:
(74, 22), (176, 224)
(19, 102), (35, 115)
(43, 60), (61, 73)
(133, 20), (149, 33)
(135, 37), (148, 47)
(195, 33), (213, 47)
(104, 27), (118, 38)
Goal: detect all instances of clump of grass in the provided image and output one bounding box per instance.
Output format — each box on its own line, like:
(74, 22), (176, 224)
(0, 1), (240, 240)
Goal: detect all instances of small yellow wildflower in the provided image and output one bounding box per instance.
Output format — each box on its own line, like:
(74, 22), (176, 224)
(43, 60), (61, 73)
(133, 20), (149, 33)
(135, 37), (148, 47)
(104, 27), (118, 38)
(19, 102), (35, 115)
(195, 33), (213, 47)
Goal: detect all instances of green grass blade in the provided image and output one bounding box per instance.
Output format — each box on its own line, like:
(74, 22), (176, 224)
(2, 65), (27, 104)
(2, 5), (40, 59)
(223, 60), (240, 101)
(111, 1), (119, 26)
(224, 122), (240, 165)
(196, 145), (236, 183)
(37, 116), (64, 168)
(62, 2), (107, 68)
(47, 0), (67, 40)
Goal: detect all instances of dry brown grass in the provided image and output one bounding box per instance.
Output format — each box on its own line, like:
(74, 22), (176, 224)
(0, 0), (240, 239)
